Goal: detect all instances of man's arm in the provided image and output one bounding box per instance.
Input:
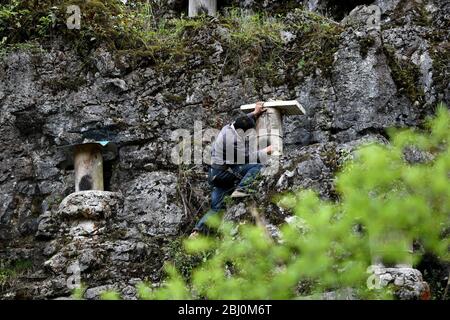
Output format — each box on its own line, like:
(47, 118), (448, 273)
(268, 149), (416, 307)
(249, 101), (267, 120)
(242, 101), (267, 129)
(247, 145), (273, 164)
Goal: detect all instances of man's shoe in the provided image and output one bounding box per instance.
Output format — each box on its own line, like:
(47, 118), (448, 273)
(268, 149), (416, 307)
(189, 231), (200, 239)
(231, 189), (251, 198)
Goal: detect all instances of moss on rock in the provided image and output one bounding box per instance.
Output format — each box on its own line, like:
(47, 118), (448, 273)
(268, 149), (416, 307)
(43, 75), (87, 94)
(383, 45), (425, 104)
(1, 2), (343, 88)
(358, 35), (376, 59)
(383, 0), (432, 29)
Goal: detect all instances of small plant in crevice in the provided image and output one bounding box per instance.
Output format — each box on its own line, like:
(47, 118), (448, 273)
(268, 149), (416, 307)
(0, 259), (34, 293)
(165, 237), (214, 283)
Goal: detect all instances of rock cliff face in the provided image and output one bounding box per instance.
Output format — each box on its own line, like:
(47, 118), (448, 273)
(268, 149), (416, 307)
(0, 0), (448, 299)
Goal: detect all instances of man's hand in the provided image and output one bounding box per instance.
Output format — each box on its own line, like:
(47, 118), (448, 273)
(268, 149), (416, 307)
(253, 101), (267, 118)
(263, 145), (273, 155)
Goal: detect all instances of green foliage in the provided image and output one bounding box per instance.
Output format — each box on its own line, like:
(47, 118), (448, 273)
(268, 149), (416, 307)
(0, 2), (342, 83)
(0, 41), (43, 58)
(139, 105), (449, 300)
(283, 9), (342, 81)
(100, 290), (121, 300)
(218, 9), (285, 83)
(143, 264), (192, 300)
(220, 8), (342, 85)
(0, 266), (15, 288)
(0, 259), (33, 291)
(71, 284), (86, 300)
(297, 58), (306, 70)
(166, 237), (214, 282)
(227, 9), (283, 47)
(0, 0), (134, 54)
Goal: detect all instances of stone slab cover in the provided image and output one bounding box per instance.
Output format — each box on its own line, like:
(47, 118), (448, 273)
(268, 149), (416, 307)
(240, 100), (306, 116)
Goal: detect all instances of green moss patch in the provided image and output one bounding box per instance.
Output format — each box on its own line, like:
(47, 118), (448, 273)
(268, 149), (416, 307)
(383, 45), (425, 104)
(43, 75), (86, 94)
(358, 35), (376, 59)
(282, 9), (343, 84)
(426, 22), (449, 105)
(166, 237), (213, 282)
(0, 259), (33, 292)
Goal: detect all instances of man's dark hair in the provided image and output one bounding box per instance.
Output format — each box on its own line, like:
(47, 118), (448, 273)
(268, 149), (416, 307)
(233, 115), (254, 131)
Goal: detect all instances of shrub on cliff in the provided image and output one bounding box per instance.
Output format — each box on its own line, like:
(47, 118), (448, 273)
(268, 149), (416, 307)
(135, 104), (449, 300)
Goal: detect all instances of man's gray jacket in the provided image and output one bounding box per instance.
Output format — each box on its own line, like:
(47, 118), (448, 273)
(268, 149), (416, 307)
(210, 113), (267, 166)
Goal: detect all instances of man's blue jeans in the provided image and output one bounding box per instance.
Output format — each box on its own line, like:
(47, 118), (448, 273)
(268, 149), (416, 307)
(194, 163), (262, 233)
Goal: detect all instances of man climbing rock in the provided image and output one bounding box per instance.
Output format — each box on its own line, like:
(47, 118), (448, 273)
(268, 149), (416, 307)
(191, 102), (273, 236)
